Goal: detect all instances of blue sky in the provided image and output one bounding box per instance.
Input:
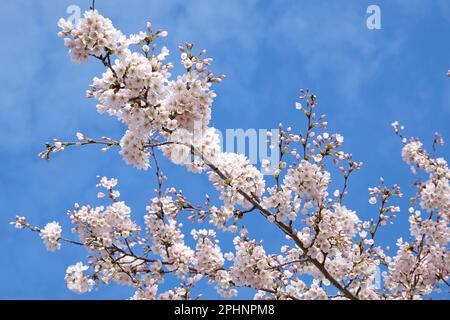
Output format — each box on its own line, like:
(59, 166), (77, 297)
(0, 0), (449, 299)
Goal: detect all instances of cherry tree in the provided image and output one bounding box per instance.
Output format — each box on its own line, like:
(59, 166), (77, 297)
(12, 7), (449, 300)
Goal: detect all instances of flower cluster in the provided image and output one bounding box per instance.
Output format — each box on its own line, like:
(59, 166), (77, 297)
(58, 10), (129, 62)
(229, 236), (276, 290)
(191, 229), (224, 274)
(68, 177), (139, 250)
(65, 262), (95, 294)
(40, 222), (62, 252)
(400, 137), (450, 214)
(402, 140), (428, 168)
(420, 178), (450, 212)
(60, 10), (223, 172)
(119, 130), (150, 170)
(161, 127), (221, 173)
(164, 74), (215, 132)
(381, 125), (450, 299)
(69, 201), (138, 249)
(283, 160), (331, 201)
(262, 187), (298, 222)
(313, 204), (360, 256)
(90, 51), (173, 133)
(208, 153), (265, 209)
(207, 205), (238, 232)
(144, 212), (193, 276)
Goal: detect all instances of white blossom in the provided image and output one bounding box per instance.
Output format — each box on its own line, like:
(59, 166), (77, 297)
(208, 153), (265, 209)
(58, 10), (129, 63)
(119, 130), (150, 170)
(284, 160), (331, 201)
(40, 222), (62, 252)
(161, 127), (221, 173)
(65, 262), (95, 294)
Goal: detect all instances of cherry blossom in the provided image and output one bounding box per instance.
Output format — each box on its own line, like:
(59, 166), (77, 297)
(65, 262), (95, 294)
(12, 8), (449, 301)
(58, 10), (129, 62)
(208, 152), (265, 209)
(40, 222), (62, 252)
(284, 160), (331, 202)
